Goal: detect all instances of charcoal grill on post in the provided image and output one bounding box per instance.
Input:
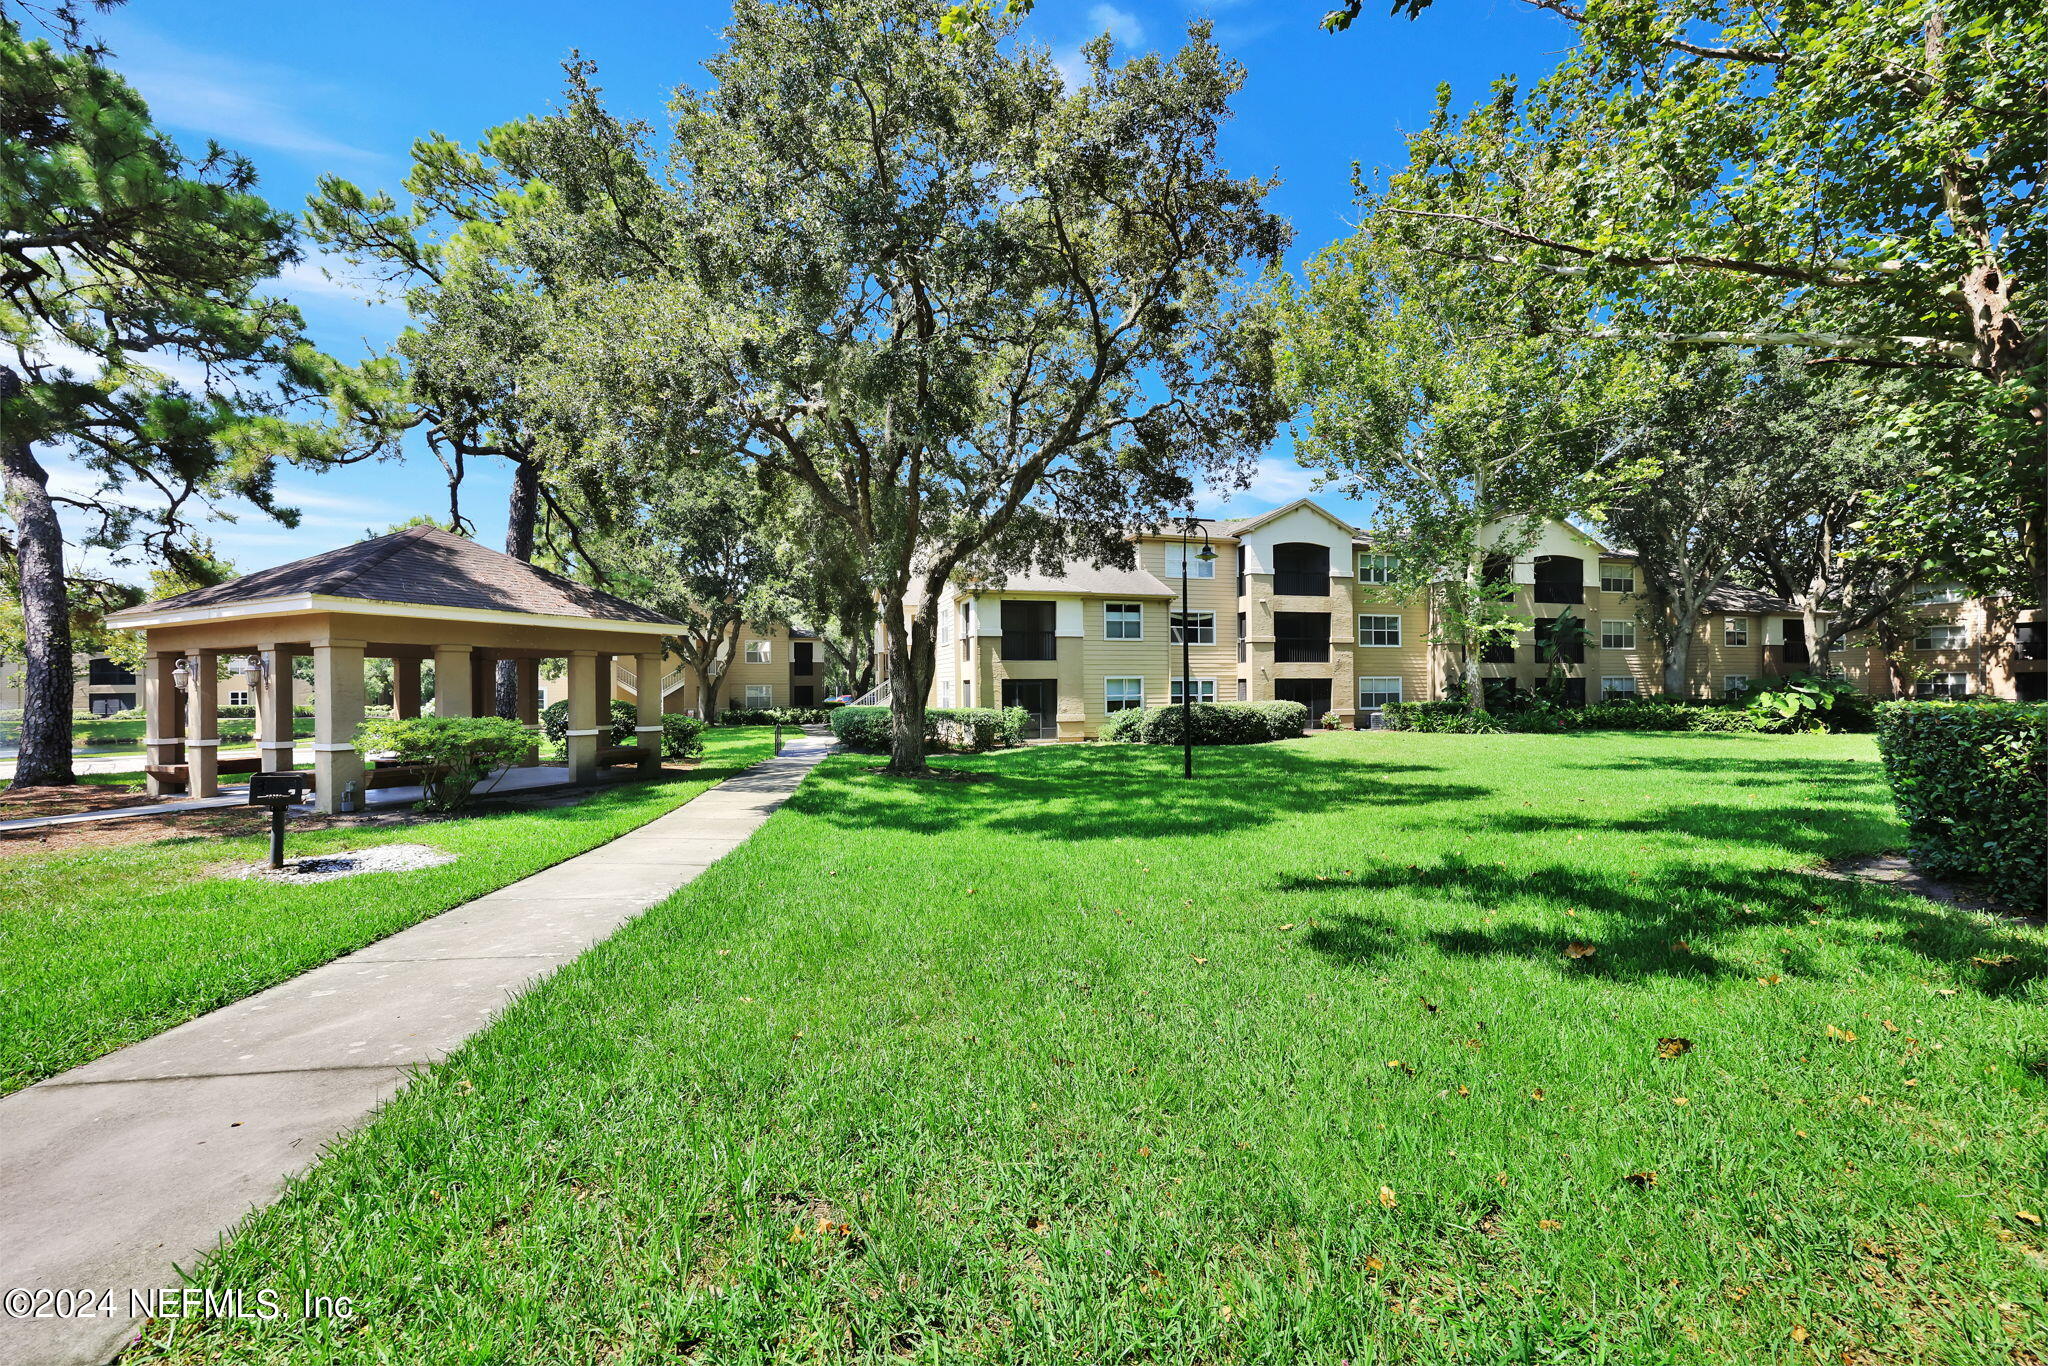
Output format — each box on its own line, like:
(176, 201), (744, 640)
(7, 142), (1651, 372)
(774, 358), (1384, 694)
(247, 770), (315, 870)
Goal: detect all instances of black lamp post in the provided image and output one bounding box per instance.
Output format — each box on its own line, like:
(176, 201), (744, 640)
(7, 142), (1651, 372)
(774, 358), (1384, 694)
(1179, 514), (1217, 779)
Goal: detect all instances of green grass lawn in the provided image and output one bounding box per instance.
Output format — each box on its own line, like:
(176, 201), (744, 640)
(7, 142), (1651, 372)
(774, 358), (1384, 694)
(0, 727), (775, 1095)
(133, 731), (2045, 1365)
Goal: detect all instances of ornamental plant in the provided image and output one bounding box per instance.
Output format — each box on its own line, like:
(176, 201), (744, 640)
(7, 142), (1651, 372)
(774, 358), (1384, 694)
(355, 715), (530, 812)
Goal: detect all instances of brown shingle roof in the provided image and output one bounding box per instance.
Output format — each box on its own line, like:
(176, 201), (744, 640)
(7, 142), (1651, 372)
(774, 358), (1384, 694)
(1705, 584), (1797, 615)
(107, 525), (677, 626)
(976, 556), (1178, 598)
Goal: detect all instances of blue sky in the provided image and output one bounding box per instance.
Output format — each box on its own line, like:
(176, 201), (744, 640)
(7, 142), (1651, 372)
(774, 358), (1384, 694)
(70, 0), (1575, 575)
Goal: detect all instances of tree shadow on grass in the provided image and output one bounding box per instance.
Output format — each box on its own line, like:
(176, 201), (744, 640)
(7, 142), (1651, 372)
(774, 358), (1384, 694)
(788, 744), (1492, 842)
(1289, 855), (2043, 998)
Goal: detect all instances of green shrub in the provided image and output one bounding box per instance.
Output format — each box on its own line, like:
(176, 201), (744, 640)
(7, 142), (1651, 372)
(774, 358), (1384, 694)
(1578, 700), (1696, 731)
(719, 706), (831, 726)
(541, 698), (636, 747)
(1381, 701), (1500, 733)
(356, 715), (532, 811)
(1874, 701), (2045, 906)
(830, 705), (1030, 753)
(659, 713), (708, 760)
(1102, 701), (1306, 746)
(1746, 674), (1872, 733)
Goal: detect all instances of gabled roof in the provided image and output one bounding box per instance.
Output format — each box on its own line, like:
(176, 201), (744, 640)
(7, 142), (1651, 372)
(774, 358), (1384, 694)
(1705, 584), (1797, 615)
(1215, 497), (1358, 539)
(106, 525), (677, 627)
(977, 556), (1178, 599)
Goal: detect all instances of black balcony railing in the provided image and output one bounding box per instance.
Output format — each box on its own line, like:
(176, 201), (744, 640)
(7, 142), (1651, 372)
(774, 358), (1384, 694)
(1533, 581), (1583, 605)
(2018, 623), (2044, 660)
(1482, 643), (1516, 664)
(1000, 632), (1057, 661)
(1273, 571), (1330, 596)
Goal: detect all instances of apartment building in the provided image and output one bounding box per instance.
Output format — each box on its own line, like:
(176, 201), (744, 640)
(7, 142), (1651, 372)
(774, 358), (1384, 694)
(536, 624), (826, 716)
(0, 652), (309, 717)
(910, 498), (2042, 739)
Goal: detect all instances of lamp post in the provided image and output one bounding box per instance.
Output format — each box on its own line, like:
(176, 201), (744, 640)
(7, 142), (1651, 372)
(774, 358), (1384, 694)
(1178, 513), (1216, 780)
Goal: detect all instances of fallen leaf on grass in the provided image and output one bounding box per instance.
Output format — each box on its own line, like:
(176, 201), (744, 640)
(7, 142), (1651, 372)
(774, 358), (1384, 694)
(1655, 1037), (1694, 1060)
(1972, 953), (2019, 967)
(2017, 1210), (2044, 1227)
(1825, 1025), (1858, 1043)
(1624, 1172), (1659, 1188)
(1378, 1186), (1399, 1209)
(1365, 1256), (1385, 1273)
(1880, 1019), (1899, 1032)
(453, 1078), (475, 1095)
(1277, 922), (1296, 932)
(1671, 1096), (1690, 1107)
(1538, 1219), (1562, 1231)
(1564, 942), (1597, 960)
(1420, 996), (1438, 1013)
(1531, 1088), (1546, 1100)
(1190, 956), (1209, 965)
(1758, 974), (1783, 986)
(1790, 1325), (1809, 1344)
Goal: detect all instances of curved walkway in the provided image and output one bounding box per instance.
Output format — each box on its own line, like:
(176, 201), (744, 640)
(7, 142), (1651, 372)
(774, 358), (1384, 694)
(0, 734), (834, 1366)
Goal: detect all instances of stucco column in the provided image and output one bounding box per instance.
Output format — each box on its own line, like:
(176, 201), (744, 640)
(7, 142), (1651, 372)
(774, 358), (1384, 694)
(392, 657), (422, 719)
(312, 639), (366, 815)
(185, 649), (221, 798)
(635, 650), (664, 774)
(515, 658), (541, 766)
(565, 649), (600, 784)
(144, 651), (185, 798)
(469, 649), (496, 718)
(256, 645), (295, 773)
(432, 645), (473, 718)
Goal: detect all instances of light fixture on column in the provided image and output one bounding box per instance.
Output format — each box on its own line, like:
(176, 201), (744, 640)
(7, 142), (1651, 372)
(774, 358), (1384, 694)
(229, 654), (264, 685)
(170, 657), (193, 692)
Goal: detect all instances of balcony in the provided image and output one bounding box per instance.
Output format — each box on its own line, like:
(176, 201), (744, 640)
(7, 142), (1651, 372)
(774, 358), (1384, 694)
(1533, 555), (1583, 606)
(1000, 632), (1057, 661)
(1272, 542), (1330, 598)
(1273, 611), (1331, 663)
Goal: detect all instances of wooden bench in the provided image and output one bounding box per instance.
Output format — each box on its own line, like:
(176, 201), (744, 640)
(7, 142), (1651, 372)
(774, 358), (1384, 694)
(143, 756), (265, 791)
(365, 763), (451, 790)
(596, 744), (655, 767)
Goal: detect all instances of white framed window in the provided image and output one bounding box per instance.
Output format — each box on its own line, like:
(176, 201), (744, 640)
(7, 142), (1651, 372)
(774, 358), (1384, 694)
(1169, 611), (1216, 645)
(1911, 583), (1964, 606)
(1601, 676), (1638, 698)
(1105, 677), (1144, 712)
(227, 690), (251, 707)
(1356, 553), (1398, 585)
(1600, 568), (1635, 594)
(1600, 619), (1637, 650)
(1169, 677), (1216, 704)
(1916, 672), (1970, 699)
(743, 683), (773, 708)
(1162, 544), (1215, 579)
(1356, 613), (1402, 647)
(1103, 602), (1144, 640)
(1358, 676), (1402, 708)
(744, 640), (771, 664)
(1723, 620), (1749, 647)
(938, 618), (950, 646)
(1723, 675), (1749, 695)
(939, 679), (954, 706)
(1914, 622), (1968, 651)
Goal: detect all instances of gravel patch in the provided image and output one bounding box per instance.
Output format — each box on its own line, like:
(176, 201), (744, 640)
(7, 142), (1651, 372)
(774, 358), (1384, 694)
(238, 843), (456, 884)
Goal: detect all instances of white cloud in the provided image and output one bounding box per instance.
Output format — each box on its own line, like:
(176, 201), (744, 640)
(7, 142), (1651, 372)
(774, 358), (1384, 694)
(1089, 4), (1146, 45)
(99, 20), (381, 168)
(1208, 454), (1322, 510)
(272, 253), (397, 308)
(25, 335), (217, 394)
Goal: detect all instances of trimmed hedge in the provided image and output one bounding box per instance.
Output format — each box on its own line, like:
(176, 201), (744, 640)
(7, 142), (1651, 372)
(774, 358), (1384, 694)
(659, 714), (708, 761)
(1101, 700), (1308, 746)
(1874, 701), (2045, 906)
(719, 706), (831, 726)
(1381, 698), (1761, 734)
(829, 705), (1031, 753)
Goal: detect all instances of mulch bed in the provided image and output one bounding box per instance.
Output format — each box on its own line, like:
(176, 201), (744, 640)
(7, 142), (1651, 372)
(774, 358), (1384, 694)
(0, 782), (165, 822)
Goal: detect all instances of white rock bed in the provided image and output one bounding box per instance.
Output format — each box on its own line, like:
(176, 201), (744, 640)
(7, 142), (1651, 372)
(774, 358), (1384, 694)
(238, 842), (456, 884)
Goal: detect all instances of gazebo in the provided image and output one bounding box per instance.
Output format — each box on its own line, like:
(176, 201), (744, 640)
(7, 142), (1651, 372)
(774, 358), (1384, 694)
(103, 526), (680, 814)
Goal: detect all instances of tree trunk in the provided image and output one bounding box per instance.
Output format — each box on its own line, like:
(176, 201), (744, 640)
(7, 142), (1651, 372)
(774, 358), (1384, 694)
(2, 371), (77, 789)
(883, 600), (933, 775)
(1661, 603), (1698, 698)
(494, 453), (540, 718)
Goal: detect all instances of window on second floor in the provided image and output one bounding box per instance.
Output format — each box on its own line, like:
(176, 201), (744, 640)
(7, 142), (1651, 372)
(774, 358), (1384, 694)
(1162, 543), (1215, 579)
(1103, 602), (1143, 640)
(745, 640), (771, 664)
(88, 657), (137, 686)
(1600, 619), (1637, 650)
(1915, 622), (1968, 651)
(1272, 542), (1330, 596)
(1911, 582), (1964, 605)
(1356, 553), (1398, 585)
(1169, 677), (1216, 704)
(1000, 600), (1058, 660)
(1237, 611), (1247, 663)
(1723, 620), (1750, 647)
(1169, 610), (1215, 645)
(1357, 614), (1402, 647)
(1273, 611), (1330, 663)
(1105, 677), (1144, 712)
(1600, 567), (1635, 594)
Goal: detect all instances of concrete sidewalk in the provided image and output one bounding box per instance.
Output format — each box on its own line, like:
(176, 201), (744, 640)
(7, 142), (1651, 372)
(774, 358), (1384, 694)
(0, 734), (833, 1366)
